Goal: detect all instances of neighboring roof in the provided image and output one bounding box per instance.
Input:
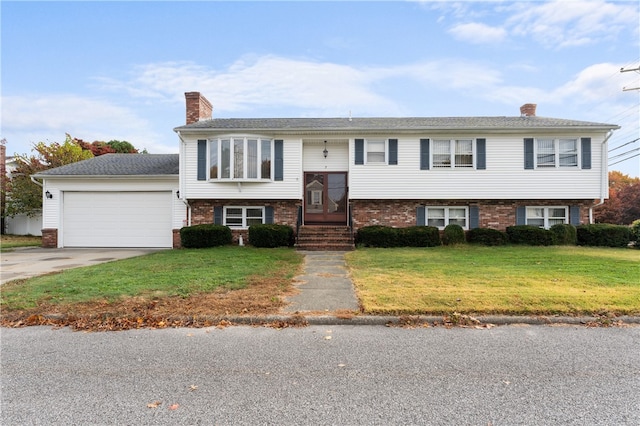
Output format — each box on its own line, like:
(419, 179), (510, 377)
(34, 154), (179, 177)
(174, 116), (619, 133)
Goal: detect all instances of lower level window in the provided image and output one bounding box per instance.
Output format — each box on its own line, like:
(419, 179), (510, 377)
(526, 207), (567, 229)
(224, 207), (265, 228)
(426, 207), (468, 229)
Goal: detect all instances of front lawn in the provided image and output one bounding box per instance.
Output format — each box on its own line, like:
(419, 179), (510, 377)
(347, 246), (640, 316)
(0, 235), (42, 252)
(1, 247), (303, 321)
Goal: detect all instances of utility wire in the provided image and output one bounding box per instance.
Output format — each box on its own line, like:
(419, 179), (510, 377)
(609, 138), (640, 152)
(609, 147), (640, 161)
(609, 153), (640, 167)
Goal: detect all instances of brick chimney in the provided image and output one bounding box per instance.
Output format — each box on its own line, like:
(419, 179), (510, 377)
(520, 103), (537, 117)
(185, 92), (213, 124)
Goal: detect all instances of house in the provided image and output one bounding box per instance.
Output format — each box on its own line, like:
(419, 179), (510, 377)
(173, 92), (618, 248)
(36, 91), (618, 249)
(34, 154), (184, 248)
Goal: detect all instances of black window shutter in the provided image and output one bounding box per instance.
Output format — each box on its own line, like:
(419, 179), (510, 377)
(420, 139), (430, 170)
(388, 139), (398, 165)
(274, 140), (284, 181)
(214, 206), (223, 225)
(416, 206), (426, 226)
(355, 139), (364, 165)
(581, 138), (591, 169)
(197, 140), (207, 180)
(570, 206), (580, 225)
(524, 138), (534, 170)
(469, 206), (480, 229)
(516, 206), (526, 225)
(265, 206), (274, 224)
(476, 138), (486, 170)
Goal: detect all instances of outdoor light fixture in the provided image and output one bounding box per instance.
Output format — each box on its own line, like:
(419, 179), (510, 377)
(45, 191), (53, 199)
(176, 190), (180, 199)
(323, 140), (328, 158)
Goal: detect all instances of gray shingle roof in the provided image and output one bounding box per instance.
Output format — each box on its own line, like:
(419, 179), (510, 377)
(174, 116), (619, 132)
(35, 154), (179, 177)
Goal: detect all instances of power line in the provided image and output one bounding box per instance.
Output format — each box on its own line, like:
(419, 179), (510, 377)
(609, 138), (640, 152)
(609, 147), (640, 161)
(609, 153), (640, 167)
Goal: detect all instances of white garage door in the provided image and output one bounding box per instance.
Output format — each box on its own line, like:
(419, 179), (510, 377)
(63, 192), (173, 248)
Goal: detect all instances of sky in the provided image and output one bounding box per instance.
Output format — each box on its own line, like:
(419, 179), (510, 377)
(2, 0), (639, 177)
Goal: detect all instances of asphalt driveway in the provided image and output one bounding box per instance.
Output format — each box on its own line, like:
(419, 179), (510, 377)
(1, 247), (164, 284)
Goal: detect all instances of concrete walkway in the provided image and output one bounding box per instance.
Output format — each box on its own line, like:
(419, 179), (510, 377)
(282, 251), (360, 313)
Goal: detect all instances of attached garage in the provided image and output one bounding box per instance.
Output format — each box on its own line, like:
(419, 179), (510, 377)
(63, 191), (173, 248)
(34, 154), (185, 248)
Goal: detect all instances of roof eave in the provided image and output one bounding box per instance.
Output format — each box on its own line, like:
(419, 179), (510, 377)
(33, 174), (178, 179)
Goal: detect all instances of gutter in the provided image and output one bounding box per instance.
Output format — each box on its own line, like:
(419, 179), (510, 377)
(30, 175), (43, 187)
(589, 130), (615, 223)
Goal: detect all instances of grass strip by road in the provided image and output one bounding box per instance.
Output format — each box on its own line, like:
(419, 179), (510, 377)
(347, 246), (640, 316)
(1, 247), (303, 312)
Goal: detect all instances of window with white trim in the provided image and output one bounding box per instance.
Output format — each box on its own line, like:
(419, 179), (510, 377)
(535, 138), (578, 168)
(426, 207), (468, 229)
(526, 207), (568, 229)
(366, 138), (386, 164)
(432, 139), (474, 168)
(224, 207), (265, 228)
(209, 137), (272, 180)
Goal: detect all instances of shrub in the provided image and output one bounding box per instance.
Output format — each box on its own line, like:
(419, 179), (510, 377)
(506, 225), (554, 246)
(356, 225), (400, 248)
(550, 224), (577, 245)
(442, 224), (465, 245)
(466, 228), (508, 246)
(399, 226), (441, 247)
(180, 224), (232, 248)
(576, 224), (631, 248)
(631, 219), (640, 249)
(249, 224), (294, 248)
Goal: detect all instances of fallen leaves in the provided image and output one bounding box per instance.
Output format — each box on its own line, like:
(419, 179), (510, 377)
(147, 401), (162, 409)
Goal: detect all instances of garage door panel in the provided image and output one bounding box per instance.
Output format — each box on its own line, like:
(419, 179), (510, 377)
(63, 192), (172, 248)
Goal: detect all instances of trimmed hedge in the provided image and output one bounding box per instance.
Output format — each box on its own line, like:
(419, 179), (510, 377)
(180, 224), (232, 248)
(442, 224), (465, 245)
(550, 224), (577, 245)
(576, 224), (631, 248)
(356, 225), (440, 247)
(630, 219), (640, 249)
(248, 224), (294, 248)
(466, 228), (508, 246)
(506, 225), (554, 246)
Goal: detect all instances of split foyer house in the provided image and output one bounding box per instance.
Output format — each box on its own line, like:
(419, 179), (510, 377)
(36, 91), (618, 249)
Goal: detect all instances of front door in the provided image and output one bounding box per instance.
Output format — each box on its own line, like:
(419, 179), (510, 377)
(304, 172), (348, 224)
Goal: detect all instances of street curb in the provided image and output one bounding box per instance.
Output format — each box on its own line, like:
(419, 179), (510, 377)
(222, 314), (640, 327)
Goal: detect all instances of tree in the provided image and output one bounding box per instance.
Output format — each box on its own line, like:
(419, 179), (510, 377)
(594, 171), (640, 225)
(74, 138), (138, 156)
(5, 135), (93, 217)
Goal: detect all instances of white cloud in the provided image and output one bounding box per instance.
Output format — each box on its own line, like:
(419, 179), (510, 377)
(448, 22), (507, 44)
(507, 0), (638, 48)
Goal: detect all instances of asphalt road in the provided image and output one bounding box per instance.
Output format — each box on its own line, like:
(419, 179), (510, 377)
(2, 325), (639, 425)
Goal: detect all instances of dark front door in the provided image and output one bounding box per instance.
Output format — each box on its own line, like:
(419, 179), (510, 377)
(304, 172), (348, 224)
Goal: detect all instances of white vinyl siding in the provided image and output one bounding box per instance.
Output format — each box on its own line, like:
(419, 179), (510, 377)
(349, 134), (604, 200)
(303, 140), (349, 172)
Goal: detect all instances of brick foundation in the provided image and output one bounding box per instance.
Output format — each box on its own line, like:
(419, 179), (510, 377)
(172, 229), (182, 248)
(351, 199), (594, 231)
(41, 228), (58, 248)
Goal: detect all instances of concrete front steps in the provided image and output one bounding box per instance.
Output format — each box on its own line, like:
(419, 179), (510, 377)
(295, 225), (355, 251)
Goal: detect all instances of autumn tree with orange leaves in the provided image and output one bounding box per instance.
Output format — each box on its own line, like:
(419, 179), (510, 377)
(594, 171), (640, 225)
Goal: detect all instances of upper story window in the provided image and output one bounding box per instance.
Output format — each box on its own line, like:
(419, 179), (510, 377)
(536, 138), (578, 168)
(433, 139), (474, 168)
(355, 138), (398, 165)
(209, 137), (272, 180)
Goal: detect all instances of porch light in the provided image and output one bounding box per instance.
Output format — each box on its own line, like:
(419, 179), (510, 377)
(176, 190), (180, 199)
(323, 140), (328, 158)
(45, 191), (53, 199)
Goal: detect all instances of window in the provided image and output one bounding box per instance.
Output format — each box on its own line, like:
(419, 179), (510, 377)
(535, 138), (578, 168)
(224, 207), (265, 228)
(355, 138), (398, 165)
(526, 207), (568, 229)
(209, 137), (272, 180)
(366, 139), (386, 163)
(426, 207), (468, 229)
(432, 139), (474, 168)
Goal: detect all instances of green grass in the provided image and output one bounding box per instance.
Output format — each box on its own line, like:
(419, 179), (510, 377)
(346, 246), (640, 316)
(0, 247), (303, 310)
(0, 235), (42, 252)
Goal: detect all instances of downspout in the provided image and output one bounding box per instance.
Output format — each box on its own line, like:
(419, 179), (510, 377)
(177, 131), (192, 226)
(589, 130), (614, 224)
